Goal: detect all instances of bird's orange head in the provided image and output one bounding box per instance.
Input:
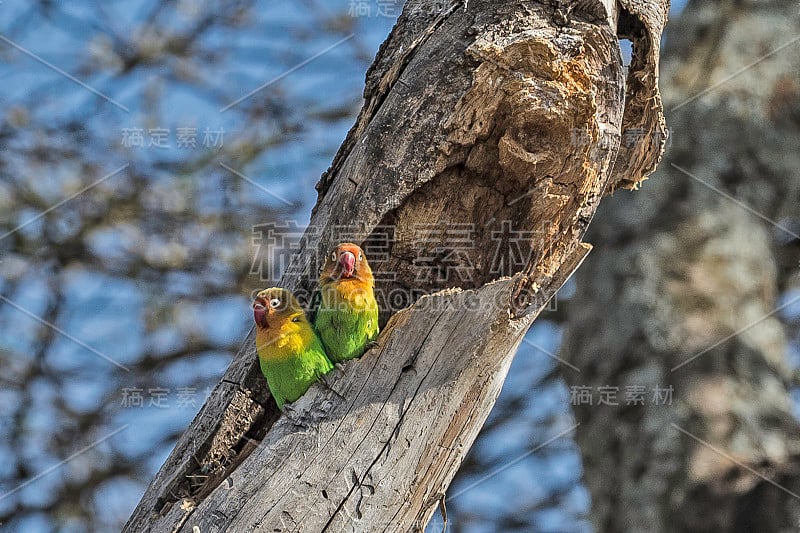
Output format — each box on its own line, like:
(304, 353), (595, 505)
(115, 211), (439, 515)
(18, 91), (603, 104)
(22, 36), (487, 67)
(252, 287), (306, 331)
(319, 243), (374, 286)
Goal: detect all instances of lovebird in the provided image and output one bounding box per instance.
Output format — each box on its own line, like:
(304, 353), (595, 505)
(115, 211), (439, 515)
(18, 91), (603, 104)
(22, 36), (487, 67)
(253, 287), (333, 410)
(315, 243), (379, 363)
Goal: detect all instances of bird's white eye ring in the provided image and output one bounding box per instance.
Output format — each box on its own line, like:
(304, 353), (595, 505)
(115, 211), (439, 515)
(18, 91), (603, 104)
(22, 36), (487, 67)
(358, 252), (363, 261)
(331, 251), (337, 261)
(269, 298), (281, 308)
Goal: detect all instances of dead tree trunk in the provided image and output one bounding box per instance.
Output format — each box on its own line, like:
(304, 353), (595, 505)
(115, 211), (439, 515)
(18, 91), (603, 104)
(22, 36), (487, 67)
(124, 1), (668, 531)
(561, 0), (800, 531)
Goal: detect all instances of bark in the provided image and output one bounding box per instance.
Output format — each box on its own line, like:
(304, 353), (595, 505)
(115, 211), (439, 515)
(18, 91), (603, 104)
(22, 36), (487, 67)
(124, 1), (668, 531)
(561, 0), (800, 531)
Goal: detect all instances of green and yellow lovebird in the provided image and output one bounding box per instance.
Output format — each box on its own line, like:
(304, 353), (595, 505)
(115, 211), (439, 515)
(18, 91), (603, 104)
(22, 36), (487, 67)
(315, 243), (379, 363)
(253, 287), (333, 410)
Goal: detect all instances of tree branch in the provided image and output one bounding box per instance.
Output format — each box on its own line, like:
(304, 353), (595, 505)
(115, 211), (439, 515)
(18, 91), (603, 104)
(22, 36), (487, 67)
(124, 1), (668, 531)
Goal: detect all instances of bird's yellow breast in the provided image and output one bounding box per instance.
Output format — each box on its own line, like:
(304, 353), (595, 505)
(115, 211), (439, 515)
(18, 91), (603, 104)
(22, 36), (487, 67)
(256, 321), (313, 362)
(326, 279), (374, 312)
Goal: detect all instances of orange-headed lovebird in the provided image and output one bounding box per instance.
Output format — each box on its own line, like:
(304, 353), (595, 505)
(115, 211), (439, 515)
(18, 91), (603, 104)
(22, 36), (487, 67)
(253, 288), (333, 410)
(315, 243), (379, 363)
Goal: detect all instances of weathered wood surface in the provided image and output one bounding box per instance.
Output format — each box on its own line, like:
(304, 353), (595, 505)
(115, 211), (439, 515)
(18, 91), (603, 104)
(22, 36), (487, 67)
(124, 1), (668, 531)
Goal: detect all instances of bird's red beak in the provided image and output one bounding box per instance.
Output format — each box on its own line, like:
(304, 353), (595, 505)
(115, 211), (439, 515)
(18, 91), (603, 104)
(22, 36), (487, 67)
(253, 300), (268, 328)
(339, 251), (356, 278)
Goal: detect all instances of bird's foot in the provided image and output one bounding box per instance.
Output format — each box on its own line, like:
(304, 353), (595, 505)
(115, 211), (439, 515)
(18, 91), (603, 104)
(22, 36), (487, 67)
(319, 374), (345, 401)
(282, 403), (310, 430)
(364, 340), (379, 351)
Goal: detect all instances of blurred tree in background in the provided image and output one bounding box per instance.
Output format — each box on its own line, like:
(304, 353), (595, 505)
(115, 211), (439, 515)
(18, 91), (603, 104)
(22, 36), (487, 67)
(557, 0), (800, 531)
